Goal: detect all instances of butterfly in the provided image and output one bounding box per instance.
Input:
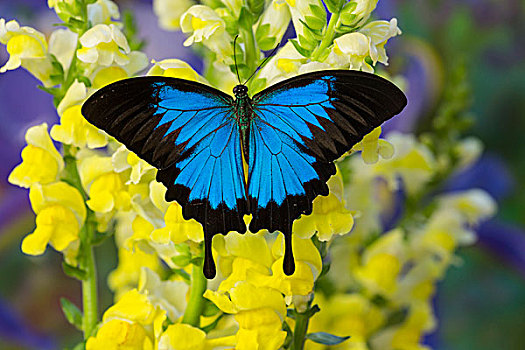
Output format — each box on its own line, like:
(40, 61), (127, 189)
(81, 69), (407, 278)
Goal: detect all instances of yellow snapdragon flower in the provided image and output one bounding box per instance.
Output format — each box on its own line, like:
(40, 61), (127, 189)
(0, 19), (47, 73)
(89, 51), (148, 89)
(86, 289), (166, 350)
(108, 247), (163, 300)
(138, 267), (189, 322)
(147, 58), (206, 83)
(77, 24), (131, 66)
(255, 0), (291, 51)
(51, 105), (108, 149)
(9, 123), (64, 188)
(78, 154), (131, 214)
(329, 19), (401, 72)
(307, 293), (384, 350)
(351, 127), (395, 164)
(294, 168), (355, 241)
(205, 282), (287, 350)
(22, 182), (86, 258)
(88, 0), (120, 25)
(158, 323), (236, 350)
(153, 0), (194, 30)
(354, 229), (405, 297)
(180, 5), (233, 62)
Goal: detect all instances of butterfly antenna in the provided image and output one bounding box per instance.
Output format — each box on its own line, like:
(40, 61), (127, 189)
(233, 35), (242, 84)
(243, 42), (281, 86)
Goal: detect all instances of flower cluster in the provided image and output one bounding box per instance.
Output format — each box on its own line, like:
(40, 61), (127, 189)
(2, 0), (496, 349)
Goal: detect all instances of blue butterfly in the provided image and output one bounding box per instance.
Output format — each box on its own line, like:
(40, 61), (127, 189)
(81, 70), (407, 278)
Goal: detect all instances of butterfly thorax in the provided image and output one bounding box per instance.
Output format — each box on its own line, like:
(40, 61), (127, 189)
(233, 84), (253, 164)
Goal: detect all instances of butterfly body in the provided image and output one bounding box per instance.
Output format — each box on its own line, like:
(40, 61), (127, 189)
(232, 84), (253, 163)
(82, 70), (407, 278)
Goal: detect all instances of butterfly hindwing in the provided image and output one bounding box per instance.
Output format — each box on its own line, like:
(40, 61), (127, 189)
(248, 70), (407, 272)
(82, 77), (249, 277)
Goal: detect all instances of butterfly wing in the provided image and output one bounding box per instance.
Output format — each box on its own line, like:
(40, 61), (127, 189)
(248, 70), (407, 274)
(82, 77), (248, 277)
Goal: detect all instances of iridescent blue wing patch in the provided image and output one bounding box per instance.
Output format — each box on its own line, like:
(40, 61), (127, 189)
(82, 77), (248, 277)
(249, 70), (407, 273)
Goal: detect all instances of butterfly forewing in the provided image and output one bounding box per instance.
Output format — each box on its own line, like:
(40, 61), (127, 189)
(81, 77), (249, 278)
(249, 70), (407, 273)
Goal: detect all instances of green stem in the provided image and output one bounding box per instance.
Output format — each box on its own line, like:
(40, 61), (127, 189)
(63, 145), (99, 338)
(311, 11), (340, 61)
(182, 263), (208, 327)
(82, 226), (98, 339)
(291, 309), (311, 350)
(241, 26), (257, 78)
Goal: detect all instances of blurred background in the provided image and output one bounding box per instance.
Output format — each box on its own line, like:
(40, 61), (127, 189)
(0, 0), (524, 349)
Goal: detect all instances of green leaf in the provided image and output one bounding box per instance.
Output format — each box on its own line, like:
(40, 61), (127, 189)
(324, 0), (344, 14)
(60, 298), (83, 330)
(172, 254), (192, 267)
(62, 261), (87, 280)
(297, 33), (317, 51)
(201, 313), (224, 333)
(255, 23), (270, 42)
(304, 15), (326, 32)
(202, 300), (221, 317)
(341, 1), (358, 14)
(308, 4), (327, 22)
(306, 332), (350, 345)
(258, 37), (277, 51)
(384, 308), (409, 328)
(290, 38), (313, 58)
(340, 12), (358, 27)
(249, 77), (267, 95)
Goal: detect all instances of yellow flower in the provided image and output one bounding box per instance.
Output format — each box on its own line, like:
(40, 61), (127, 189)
(77, 24), (130, 66)
(86, 318), (154, 350)
(180, 5), (232, 62)
(147, 58), (206, 83)
(21, 182), (86, 257)
(78, 155), (131, 213)
(255, 0), (291, 51)
(108, 246), (162, 300)
(308, 293), (384, 350)
(354, 229), (405, 297)
(48, 28), (78, 72)
(57, 79), (88, 115)
(88, 0), (120, 25)
(138, 267), (189, 322)
(257, 41), (307, 86)
(51, 105), (108, 149)
(341, 0), (379, 28)
(329, 19), (401, 71)
(112, 146), (155, 185)
(89, 51), (148, 89)
(205, 282), (287, 350)
(213, 230), (274, 280)
(371, 302), (435, 350)
(152, 203), (204, 245)
(158, 323), (236, 350)
(153, 0), (194, 30)
(371, 132), (435, 194)
(360, 18), (402, 65)
(0, 19), (50, 77)
(293, 169), (354, 241)
(351, 127), (395, 164)
(437, 189), (496, 224)
(87, 289), (167, 350)
(330, 32), (373, 72)
(8, 123), (64, 188)
(285, 0), (326, 51)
